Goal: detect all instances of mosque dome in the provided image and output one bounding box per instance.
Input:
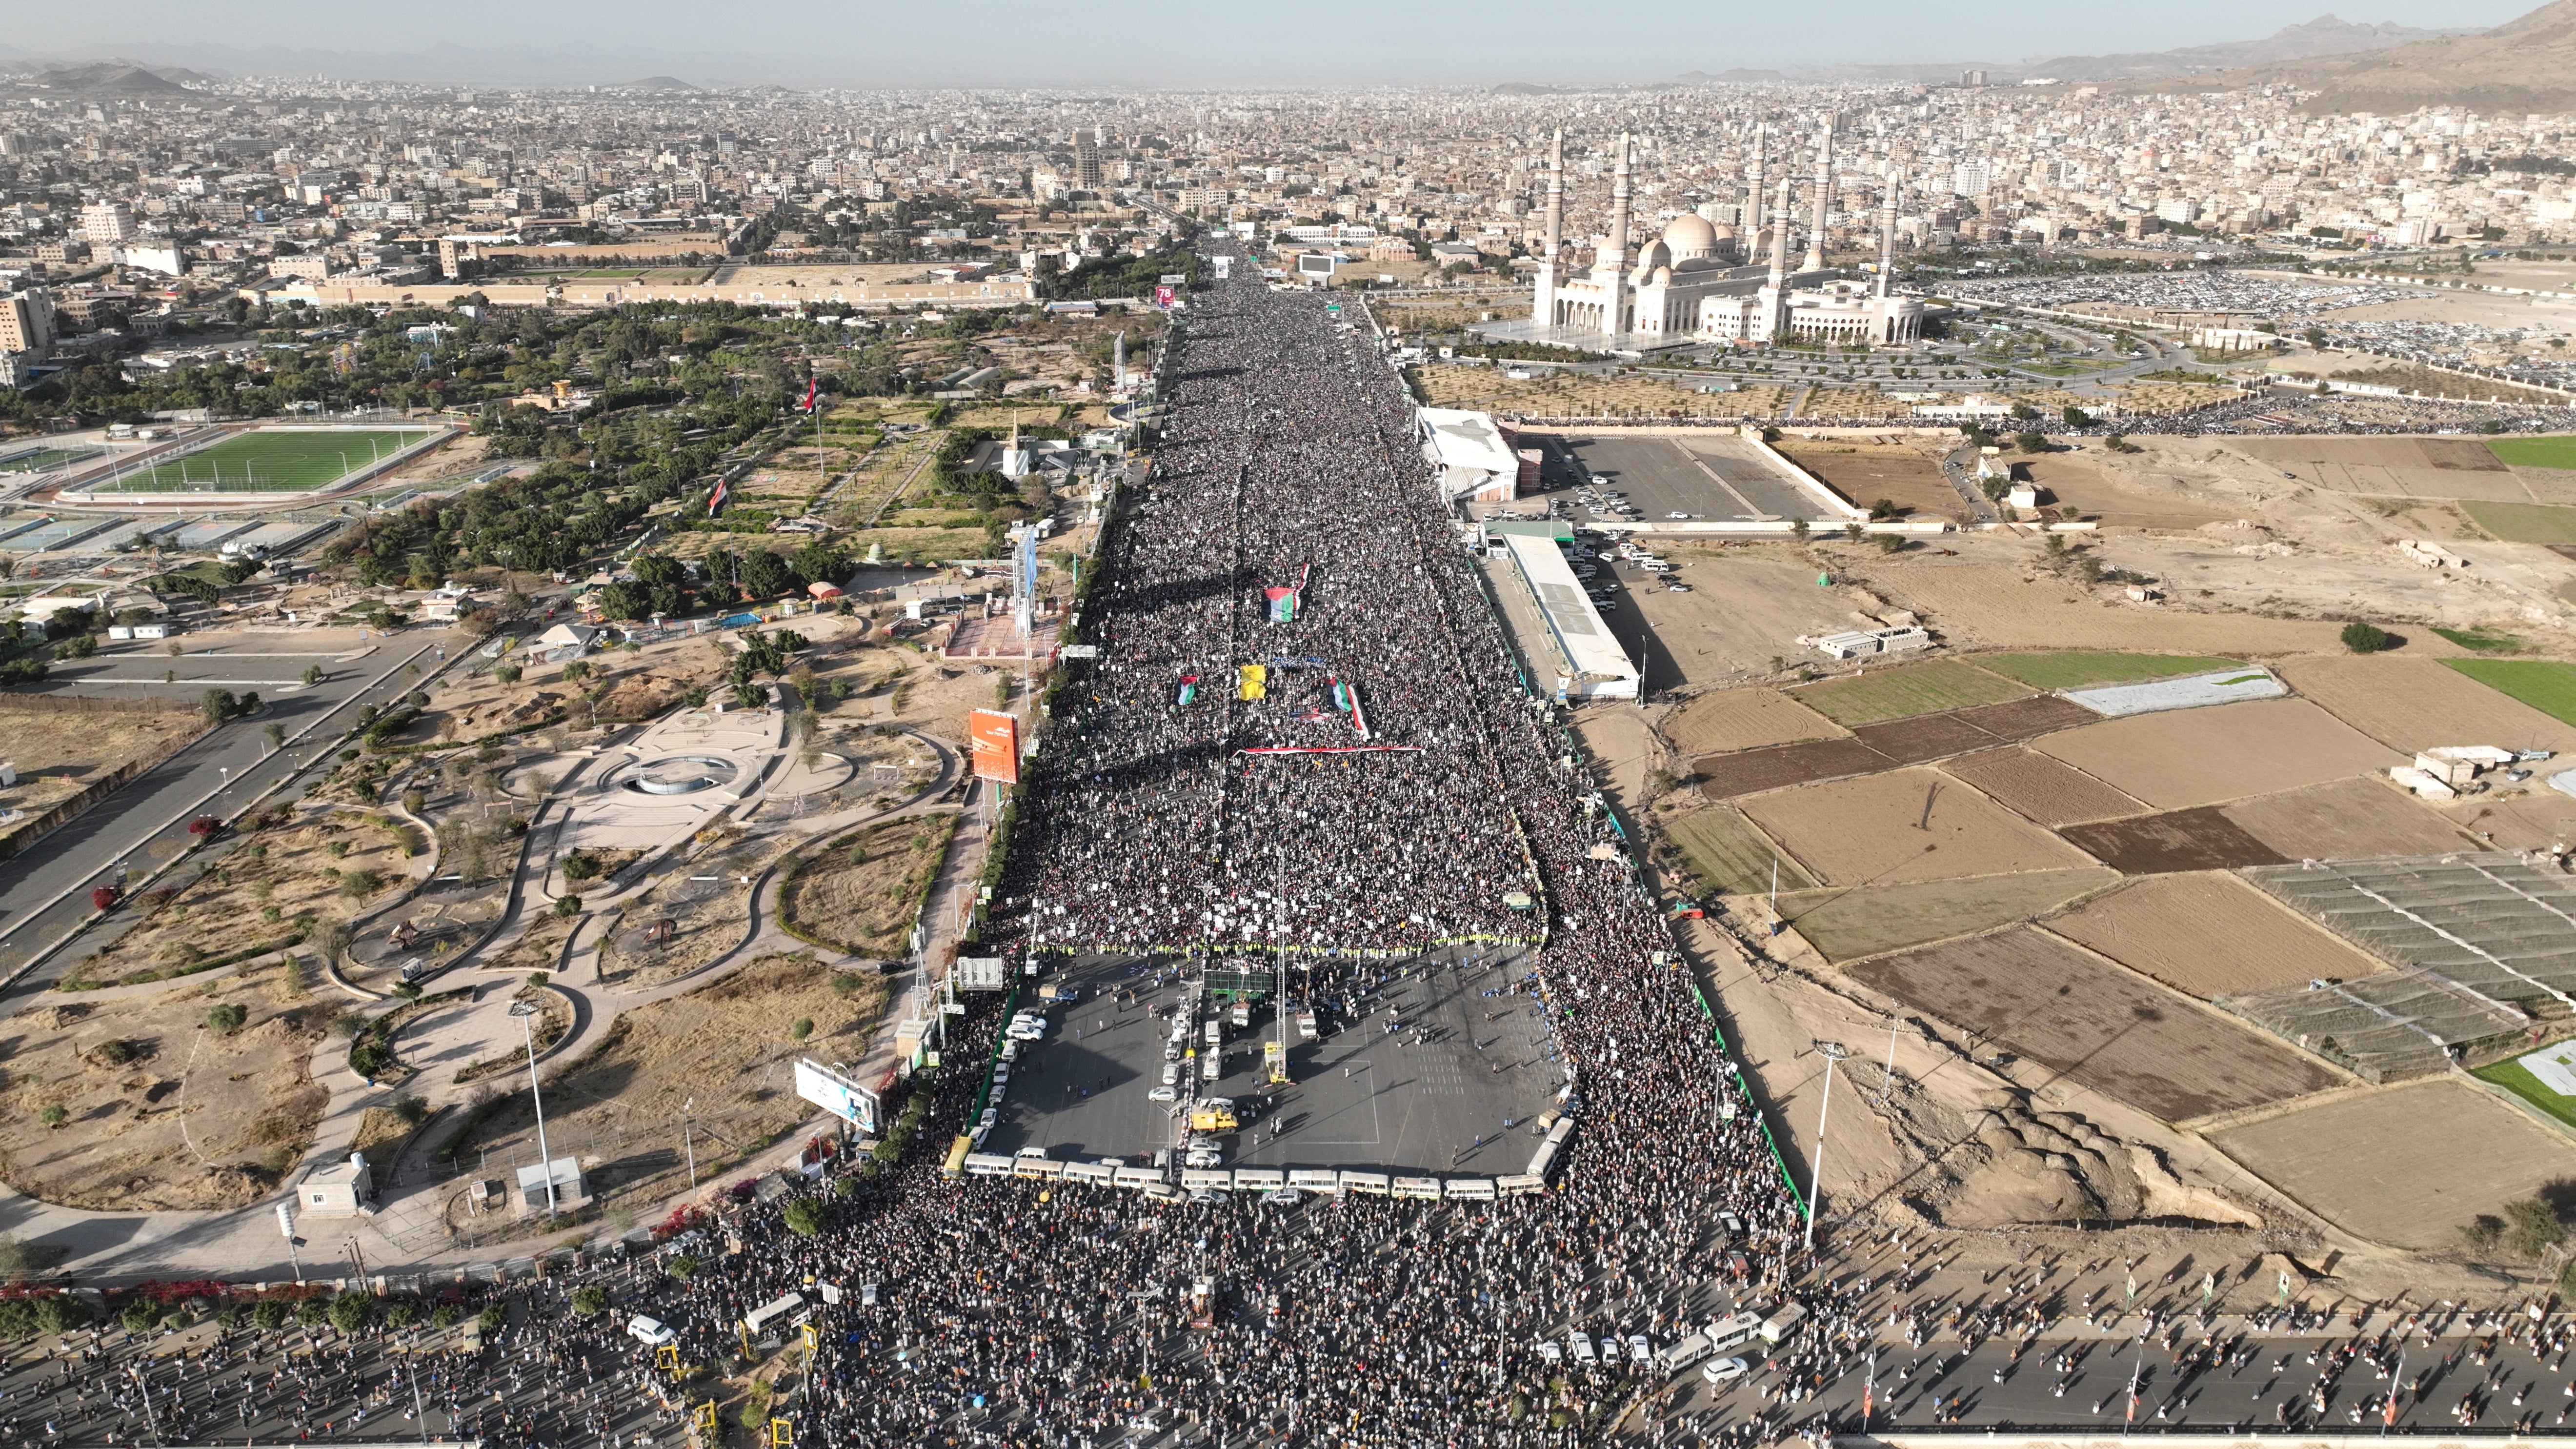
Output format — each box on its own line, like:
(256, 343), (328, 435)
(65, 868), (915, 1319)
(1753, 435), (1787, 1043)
(1661, 213), (1718, 260)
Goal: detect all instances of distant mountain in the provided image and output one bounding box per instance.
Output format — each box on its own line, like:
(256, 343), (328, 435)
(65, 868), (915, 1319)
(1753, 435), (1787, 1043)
(2015, 14), (2484, 81)
(2119, 0), (2576, 113)
(21, 62), (188, 92)
(624, 75), (695, 91)
(1490, 81), (1560, 95)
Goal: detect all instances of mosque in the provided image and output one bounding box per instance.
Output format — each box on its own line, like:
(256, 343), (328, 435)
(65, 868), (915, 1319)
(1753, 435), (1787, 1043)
(1514, 122), (1923, 353)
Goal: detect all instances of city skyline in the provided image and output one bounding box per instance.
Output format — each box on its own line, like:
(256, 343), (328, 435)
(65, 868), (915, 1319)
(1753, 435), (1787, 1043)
(0, 0), (2540, 88)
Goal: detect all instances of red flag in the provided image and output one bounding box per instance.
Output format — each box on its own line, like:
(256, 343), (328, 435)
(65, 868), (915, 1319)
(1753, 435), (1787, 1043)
(804, 376), (818, 412)
(708, 477), (728, 517)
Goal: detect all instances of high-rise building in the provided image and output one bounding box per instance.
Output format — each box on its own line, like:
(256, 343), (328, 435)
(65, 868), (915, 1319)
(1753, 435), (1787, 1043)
(0, 289), (58, 356)
(1951, 161), (1991, 199)
(80, 200), (136, 245)
(1073, 128), (1104, 192)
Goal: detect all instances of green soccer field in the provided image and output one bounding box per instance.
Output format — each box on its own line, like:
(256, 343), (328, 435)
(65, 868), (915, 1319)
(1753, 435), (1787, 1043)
(87, 428), (437, 494)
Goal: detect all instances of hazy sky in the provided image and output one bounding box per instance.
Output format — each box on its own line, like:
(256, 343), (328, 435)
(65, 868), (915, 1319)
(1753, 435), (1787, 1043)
(5, 0), (2543, 86)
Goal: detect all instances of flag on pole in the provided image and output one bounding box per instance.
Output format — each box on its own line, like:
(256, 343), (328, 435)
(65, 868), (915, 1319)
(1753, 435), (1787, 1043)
(803, 376), (818, 413)
(708, 477), (728, 517)
(1176, 676), (1198, 706)
(2126, 1360), (2141, 1424)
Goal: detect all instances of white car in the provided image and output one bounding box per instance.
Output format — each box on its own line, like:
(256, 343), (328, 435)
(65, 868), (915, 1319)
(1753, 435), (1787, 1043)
(1569, 1332), (1596, 1364)
(1147, 1086), (1179, 1103)
(1627, 1334), (1652, 1365)
(1666, 511), (1691, 520)
(1261, 1187), (1303, 1207)
(1014, 1146), (1049, 1159)
(1184, 1149), (1224, 1169)
(627, 1314), (677, 1347)
(1535, 1340), (1563, 1366)
(1703, 1356), (1749, 1384)
(990, 1064), (1009, 1086)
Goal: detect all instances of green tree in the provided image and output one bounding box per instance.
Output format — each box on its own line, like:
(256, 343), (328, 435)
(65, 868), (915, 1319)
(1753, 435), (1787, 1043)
(790, 1017), (815, 1042)
(783, 1197), (827, 1236)
(254, 1299), (292, 1330)
(570, 1286), (610, 1317)
(478, 1304), (507, 1333)
(666, 1254), (701, 1281)
(554, 894), (583, 919)
(303, 664), (325, 687)
(121, 1299), (160, 1333)
(2502, 1197), (2564, 1259)
(2340, 621), (2393, 654)
(206, 1003), (248, 1033)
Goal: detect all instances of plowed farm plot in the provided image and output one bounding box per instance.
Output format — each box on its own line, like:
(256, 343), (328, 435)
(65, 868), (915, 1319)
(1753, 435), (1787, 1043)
(2212, 1080), (2576, 1251)
(2219, 776), (2477, 860)
(1777, 867), (2119, 964)
(1740, 766), (2100, 886)
(1947, 694), (2102, 741)
(1940, 747), (2147, 826)
(2279, 654), (2576, 757)
(1668, 806), (1811, 896)
(1790, 660), (2033, 727)
(2058, 806), (2289, 874)
(2044, 872), (2389, 998)
(1664, 687), (1846, 756)
(1695, 736), (1892, 799)
(2033, 698), (2402, 810)
(2008, 455), (2243, 530)
(1776, 443), (1964, 521)
(1850, 711), (2007, 765)
(2225, 435), (2529, 501)
(1846, 926), (2345, 1123)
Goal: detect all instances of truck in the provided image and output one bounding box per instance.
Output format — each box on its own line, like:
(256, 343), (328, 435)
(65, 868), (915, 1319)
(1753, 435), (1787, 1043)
(1189, 1107), (1239, 1132)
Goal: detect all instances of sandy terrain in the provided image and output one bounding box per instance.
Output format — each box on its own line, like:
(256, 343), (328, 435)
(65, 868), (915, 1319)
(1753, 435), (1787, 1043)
(1940, 746), (2147, 826)
(2219, 776), (2480, 860)
(2033, 698), (2402, 810)
(2045, 873), (2388, 999)
(0, 701), (207, 857)
(2449, 788), (2576, 851)
(781, 817), (953, 958)
(1776, 443), (1961, 521)
(1662, 687), (1846, 756)
(1858, 557), (2355, 654)
(0, 963), (328, 1209)
(2278, 654), (2576, 757)
(2222, 436), (2530, 502)
(1773, 867), (2118, 964)
(68, 812), (414, 988)
(2010, 452), (2244, 530)
(2059, 805), (2288, 874)
(1845, 926), (2346, 1123)
(1619, 550), (1873, 687)
(2213, 1080), (2576, 1252)
(1740, 766), (2100, 886)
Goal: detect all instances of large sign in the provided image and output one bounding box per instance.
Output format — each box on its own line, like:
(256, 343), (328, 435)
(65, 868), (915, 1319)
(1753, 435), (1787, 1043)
(954, 956), (1007, 991)
(794, 1058), (881, 1135)
(968, 709), (1020, 785)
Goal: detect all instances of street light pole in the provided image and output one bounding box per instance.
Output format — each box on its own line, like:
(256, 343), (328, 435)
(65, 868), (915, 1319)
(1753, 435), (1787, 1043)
(1804, 1040), (1849, 1255)
(509, 1000), (558, 1216)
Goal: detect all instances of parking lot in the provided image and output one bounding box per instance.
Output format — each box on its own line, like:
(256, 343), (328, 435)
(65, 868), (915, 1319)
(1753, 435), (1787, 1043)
(978, 950), (1566, 1176)
(1542, 433), (1831, 523)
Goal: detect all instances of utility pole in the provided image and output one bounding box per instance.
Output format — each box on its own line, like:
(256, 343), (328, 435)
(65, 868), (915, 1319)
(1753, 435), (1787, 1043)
(682, 1097), (699, 1189)
(510, 999), (559, 1215)
(1804, 1040), (1848, 1255)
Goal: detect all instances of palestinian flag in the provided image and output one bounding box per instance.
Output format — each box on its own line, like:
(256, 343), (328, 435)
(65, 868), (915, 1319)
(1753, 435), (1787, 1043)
(1177, 675), (1198, 706)
(1265, 586), (1297, 624)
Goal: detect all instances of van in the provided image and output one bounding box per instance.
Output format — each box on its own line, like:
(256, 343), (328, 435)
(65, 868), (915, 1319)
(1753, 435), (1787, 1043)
(1203, 1055), (1221, 1080)
(627, 1314), (678, 1347)
(1758, 1303), (1807, 1344)
(1656, 1333), (1714, 1376)
(1204, 1021), (1221, 1046)
(1706, 1312), (1763, 1353)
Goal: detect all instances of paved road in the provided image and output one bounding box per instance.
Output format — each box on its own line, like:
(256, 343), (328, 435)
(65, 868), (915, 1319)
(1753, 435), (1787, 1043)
(0, 627), (467, 991)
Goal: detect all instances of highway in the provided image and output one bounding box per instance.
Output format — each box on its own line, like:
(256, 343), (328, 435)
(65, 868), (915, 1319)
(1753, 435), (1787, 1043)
(0, 626), (469, 994)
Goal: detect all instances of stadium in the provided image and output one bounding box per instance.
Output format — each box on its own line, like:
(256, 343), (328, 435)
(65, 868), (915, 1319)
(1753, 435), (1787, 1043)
(50, 420), (453, 506)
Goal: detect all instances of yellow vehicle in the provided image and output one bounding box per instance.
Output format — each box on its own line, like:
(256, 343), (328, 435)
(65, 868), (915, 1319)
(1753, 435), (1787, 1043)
(1188, 1108), (1238, 1132)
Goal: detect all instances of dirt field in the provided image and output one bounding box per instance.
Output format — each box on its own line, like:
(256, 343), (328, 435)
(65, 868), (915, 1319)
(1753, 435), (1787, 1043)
(1845, 926), (2345, 1122)
(1940, 747), (2147, 825)
(1662, 688), (1845, 756)
(1695, 736), (1892, 798)
(1666, 806), (1809, 897)
(1947, 695), (2102, 739)
(2045, 873), (2389, 998)
(1409, 363), (1786, 419)
(597, 861), (757, 989)
(2058, 806), (2291, 874)
(2033, 698), (2402, 810)
(2224, 436), (2530, 501)
(0, 702), (206, 858)
(1774, 867), (2118, 963)
(1856, 558), (2353, 653)
(1790, 660), (2033, 727)
(0, 962), (329, 1210)
(449, 954), (886, 1213)
(1740, 766), (2100, 886)
(2219, 776), (2478, 860)
(2278, 654), (2576, 757)
(1776, 443), (1962, 521)
(68, 811), (415, 988)
(1849, 711), (2008, 764)
(779, 816), (952, 957)
(2009, 453), (2244, 530)
(1618, 550), (1875, 687)
(2213, 1080), (2576, 1251)
(2450, 789), (2576, 851)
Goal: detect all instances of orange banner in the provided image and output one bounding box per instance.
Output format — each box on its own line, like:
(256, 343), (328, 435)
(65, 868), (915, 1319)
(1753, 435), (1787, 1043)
(968, 709), (1021, 785)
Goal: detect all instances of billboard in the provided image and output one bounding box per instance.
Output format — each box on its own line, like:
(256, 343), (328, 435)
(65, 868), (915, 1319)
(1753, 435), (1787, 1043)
(968, 709), (1021, 785)
(1153, 285), (1177, 306)
(1296, 252), (1339, 278)
(794, 1058), (882, 1135)
(954, 956), (1007, 991)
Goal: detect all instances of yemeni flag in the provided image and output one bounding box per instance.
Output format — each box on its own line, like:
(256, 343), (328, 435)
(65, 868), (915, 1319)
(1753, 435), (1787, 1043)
(1265, 586), (1297, 623)
(707, 477), (728, 517)
(803, 375), (819, 412)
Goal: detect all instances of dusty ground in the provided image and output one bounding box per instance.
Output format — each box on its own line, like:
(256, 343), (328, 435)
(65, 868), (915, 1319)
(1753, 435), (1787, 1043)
(0, 961), (328, 1209)
(2278, 653), (2576, 756)
(2219, 775), (2482, 859)
(1939, 746), (2147, 825)
(2044, 872), (2388, 998)
(1409, 362), (1790, 419)
(597, 848), (762, 989)
(449, 954), (886, 1217)
(66, 811), (414, 989)
(782, 817), (954, 958)
(2211, 1080), (2576, 1253)
(1662, 686), (1846, 756)
(2032, 698), (2400, 810)
(1776, 442), (1961, 521)
(0, 702), (206, 857)
(1617, 547), (1883, 688)
(1740, 765), (2098, 886)
(1768, 868), (2119, 964)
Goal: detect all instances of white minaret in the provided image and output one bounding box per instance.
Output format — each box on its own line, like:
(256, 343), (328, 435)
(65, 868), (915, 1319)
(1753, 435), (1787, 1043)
(1762, 177), (1793, 342)
(1801, 116), (1835, 275)
(1876, 179), (1899, 300)
(1531, 128), (1565, 329)
(1744, 123), (1768, 261)
(1594, 131), (1634, 336)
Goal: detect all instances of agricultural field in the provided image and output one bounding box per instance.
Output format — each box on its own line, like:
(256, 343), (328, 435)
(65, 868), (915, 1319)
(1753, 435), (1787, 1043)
(2218, 776), (2476, 861)
(2470, 1055), (2576, 1134)
(1739, 766), (2098, 886)
(1974, 651), (2245, 692)
(2486, 436), (2576, 471)
(85, 427), (441, 494)
(2044, 873), (2388, 999)
(2213, 1081), (2576, 1251)
(2459, 501), (2576, 543)
(2225, 435), (2529, 500)
(1939, 746), (2145, 826)
(2443, 659), (2576, 728)
(1666, 806), (1808, 897)
(0, 702), (207, 859)
(2058, 805), (2288, 874)
(2033, 698), (2400, 810)
(1694, 736), (1892, 798)
(1848, 711), (2006, 765)
(1662, 687), (1845, 756)
(2280, 655), (2576, 757)
(1789, 659), (2033, 727)
(1846, 926), (2345, 1122)
(1776, 867), (2117, 964)
(0, 962), (330, 1210)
